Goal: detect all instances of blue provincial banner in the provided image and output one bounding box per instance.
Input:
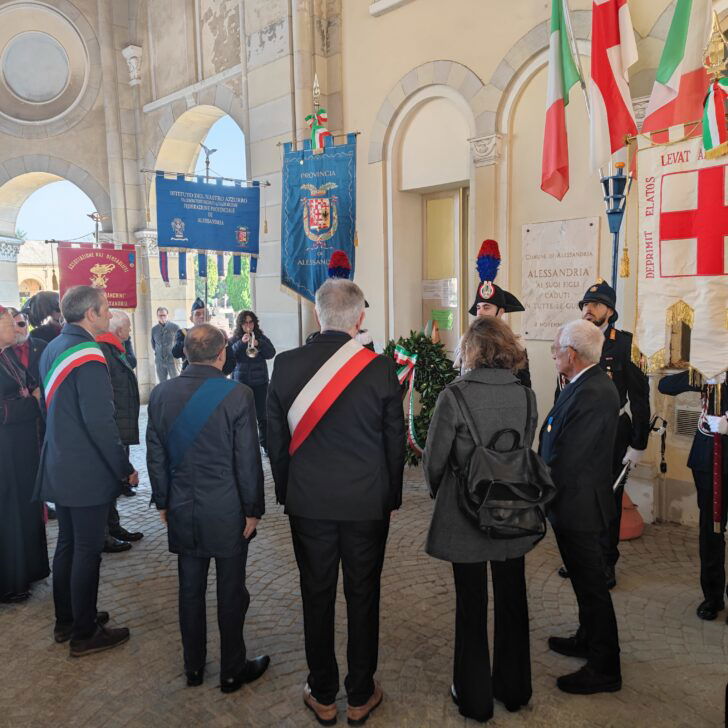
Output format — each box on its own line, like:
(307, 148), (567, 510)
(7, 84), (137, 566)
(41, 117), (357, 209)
(155, 173), (260, 259)
(281, 134), (357, 301)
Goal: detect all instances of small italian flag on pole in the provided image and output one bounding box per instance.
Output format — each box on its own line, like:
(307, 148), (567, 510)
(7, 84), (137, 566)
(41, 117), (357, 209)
(541, 0), (582, 201)
(702, 77), (728, 158)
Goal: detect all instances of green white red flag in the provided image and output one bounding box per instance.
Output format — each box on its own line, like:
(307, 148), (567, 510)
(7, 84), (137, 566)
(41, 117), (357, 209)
(589, 0), (638, 171)
(642, 0), (711, 138)
(702, 77), (728, 158)
(541, 0), (582, 200)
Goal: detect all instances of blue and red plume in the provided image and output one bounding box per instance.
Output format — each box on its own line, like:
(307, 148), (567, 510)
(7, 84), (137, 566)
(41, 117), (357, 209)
(476, 239), (501, 283)
(328, 250), (352, 279)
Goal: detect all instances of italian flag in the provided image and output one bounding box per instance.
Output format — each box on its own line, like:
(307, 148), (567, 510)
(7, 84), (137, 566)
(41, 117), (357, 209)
(703, 77), (728, 158)
(589, 0), (638, 172)
(541, 0), (581, 200)
(642, 0), (712, 136)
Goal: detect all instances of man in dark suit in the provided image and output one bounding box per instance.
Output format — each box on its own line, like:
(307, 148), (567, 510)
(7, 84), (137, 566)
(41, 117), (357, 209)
(574, 281), (650, 586)
(35, 285), (137, 656)
(659, 372), (728, 621)
(147, 324), (269, 693)
(539, 319), (621, 695)
(267, 278), (405, 726)
(172, 297), (235, 374)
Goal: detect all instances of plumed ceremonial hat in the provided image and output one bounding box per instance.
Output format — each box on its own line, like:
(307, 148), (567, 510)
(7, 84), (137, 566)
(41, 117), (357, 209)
(21, 291), (60, 327)
(578, 280), (618, 323)
(327, 250), (368, 307)
(191, 297), (206, 313)
(468, 239), (525, 316)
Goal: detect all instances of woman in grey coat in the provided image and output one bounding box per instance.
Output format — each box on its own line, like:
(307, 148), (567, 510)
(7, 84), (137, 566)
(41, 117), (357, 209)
(424, 315), (538, 723)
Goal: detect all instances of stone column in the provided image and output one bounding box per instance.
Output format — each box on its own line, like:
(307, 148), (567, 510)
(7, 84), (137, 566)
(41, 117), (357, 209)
(0, 235), (23, 305)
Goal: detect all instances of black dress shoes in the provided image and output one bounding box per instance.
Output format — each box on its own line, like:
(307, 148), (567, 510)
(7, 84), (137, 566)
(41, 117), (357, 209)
(120, 484), (136, 497)
(69, 625), (130, 657)
(557, 664), (622, 694)
(109, 527), (144, 542)
(220, 655), (270, 693)
(697, 599), (724, 620)
(548, 635), (589, 659)
(103, 536), (132, 553)
(54, 611), (110, 643)
(186, 668), (204, 687)
(1, 591), (30, 603)
(557, 566), (569, 579)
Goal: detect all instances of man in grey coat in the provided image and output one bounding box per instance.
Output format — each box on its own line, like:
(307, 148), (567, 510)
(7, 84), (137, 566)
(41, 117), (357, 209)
(146, 324), (269, 693)
(150, 307), (180, 382)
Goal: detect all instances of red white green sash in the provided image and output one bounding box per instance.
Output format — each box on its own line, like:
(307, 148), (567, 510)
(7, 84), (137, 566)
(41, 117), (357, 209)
(44, 342), (107, 407)
(287, 338), (377, 455)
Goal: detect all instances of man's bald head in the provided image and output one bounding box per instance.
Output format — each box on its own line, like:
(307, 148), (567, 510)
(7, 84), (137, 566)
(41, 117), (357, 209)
(184, 323), (226, 366)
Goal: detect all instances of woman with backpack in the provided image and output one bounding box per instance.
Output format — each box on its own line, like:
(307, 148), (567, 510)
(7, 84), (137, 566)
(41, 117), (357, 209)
(423, 315), (541, 723)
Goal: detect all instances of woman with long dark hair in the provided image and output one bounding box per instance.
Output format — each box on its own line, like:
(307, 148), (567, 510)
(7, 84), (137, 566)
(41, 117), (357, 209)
(0, 305), (49, 602)
(424, 315), (538, 722)
(230, 310), (276, 454)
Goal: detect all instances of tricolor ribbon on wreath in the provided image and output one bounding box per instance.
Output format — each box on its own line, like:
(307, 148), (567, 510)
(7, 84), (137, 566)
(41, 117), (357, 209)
(393, 344), (425, 455)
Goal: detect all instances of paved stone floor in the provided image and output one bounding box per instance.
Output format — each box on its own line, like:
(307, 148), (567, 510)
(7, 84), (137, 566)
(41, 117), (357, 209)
(1, 412), (727, 727)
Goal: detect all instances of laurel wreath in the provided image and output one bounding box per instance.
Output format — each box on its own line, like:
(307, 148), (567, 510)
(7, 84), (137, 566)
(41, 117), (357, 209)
(384, 332), (457, 467)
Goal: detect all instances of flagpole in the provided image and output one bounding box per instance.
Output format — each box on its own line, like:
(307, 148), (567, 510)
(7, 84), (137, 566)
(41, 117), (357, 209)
(561, 0), (605, 178)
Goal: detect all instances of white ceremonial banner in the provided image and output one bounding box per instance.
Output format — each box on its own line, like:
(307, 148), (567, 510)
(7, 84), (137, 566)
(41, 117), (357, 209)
(521, 218), (599, 340)
(637, 135), (728, 378)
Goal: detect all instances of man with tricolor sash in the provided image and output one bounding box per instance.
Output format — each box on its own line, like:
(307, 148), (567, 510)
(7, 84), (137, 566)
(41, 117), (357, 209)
(35, 285), (137, 657)
(267, 277), (405, 726)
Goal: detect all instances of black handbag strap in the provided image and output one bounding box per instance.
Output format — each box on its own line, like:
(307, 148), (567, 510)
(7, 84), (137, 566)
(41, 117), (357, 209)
(450, 382), (532, 451)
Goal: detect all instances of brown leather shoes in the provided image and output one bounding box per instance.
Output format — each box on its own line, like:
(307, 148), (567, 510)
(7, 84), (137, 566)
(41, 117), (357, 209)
(347, 682), (383, 726)
(303, 683), (337, 726)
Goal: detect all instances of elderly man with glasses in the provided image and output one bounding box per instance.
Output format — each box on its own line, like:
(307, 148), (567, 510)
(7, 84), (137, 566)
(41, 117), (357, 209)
(539, 319), (622, 696)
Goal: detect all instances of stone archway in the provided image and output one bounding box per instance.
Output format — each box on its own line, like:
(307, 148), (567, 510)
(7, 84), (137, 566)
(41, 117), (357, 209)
(0, 156), (111, 237)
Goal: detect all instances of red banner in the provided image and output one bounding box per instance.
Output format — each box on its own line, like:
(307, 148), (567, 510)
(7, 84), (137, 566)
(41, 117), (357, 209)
(58, 243), (137, 309)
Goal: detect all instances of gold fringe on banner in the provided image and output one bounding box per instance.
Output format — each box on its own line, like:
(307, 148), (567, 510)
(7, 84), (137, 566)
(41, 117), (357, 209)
(689, 367), (704, 389)
(666, 300), (694, 328)
(705, 141), (728, 159)
(632, 343), (666, 374)
(619, 247), (630, 278)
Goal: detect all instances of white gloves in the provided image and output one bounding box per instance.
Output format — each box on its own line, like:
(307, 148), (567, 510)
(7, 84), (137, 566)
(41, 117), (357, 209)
(706, 373), (726, 385)
(622, 446), (645, 466)
(706, 415), (728, 435)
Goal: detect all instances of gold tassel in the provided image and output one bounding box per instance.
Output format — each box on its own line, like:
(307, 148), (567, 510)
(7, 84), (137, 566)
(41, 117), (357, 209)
(354, 230), (358, 247)
(52, 271), (58, 290)
(263, 218), (268, 234)
(619, 247), (630, 278)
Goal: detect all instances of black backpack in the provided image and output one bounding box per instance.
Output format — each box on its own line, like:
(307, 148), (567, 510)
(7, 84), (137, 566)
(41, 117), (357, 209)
(449, 384), (556, 544)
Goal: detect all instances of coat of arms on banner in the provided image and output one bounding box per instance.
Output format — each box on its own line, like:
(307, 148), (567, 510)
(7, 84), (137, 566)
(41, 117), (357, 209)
(637, 135), (728, 378)
(89, 263), (116, 288)
(301, 183), (338, 248)
(171, 217), (187, 241)
(235, 226), (248, 246)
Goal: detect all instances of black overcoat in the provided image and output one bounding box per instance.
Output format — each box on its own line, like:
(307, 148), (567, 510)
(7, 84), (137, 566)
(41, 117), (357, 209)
(34, 324), (134, 507)
(539, 365), (619, 532)
(230, 332), (275, 387)
(146, 364), (265, 558)
(98, 339), (140, 445)
(267, 330), (406, 521)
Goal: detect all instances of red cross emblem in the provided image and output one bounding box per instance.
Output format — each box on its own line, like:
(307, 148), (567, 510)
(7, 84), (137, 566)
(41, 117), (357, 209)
(659, 165), (728, 277)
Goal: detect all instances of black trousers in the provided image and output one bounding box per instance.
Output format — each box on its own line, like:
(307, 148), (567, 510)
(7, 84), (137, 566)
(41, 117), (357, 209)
(555, 528), (620, 676)
(250, 382), (268, 451)
(451, 558), (531, 722)
(177, 549), (250, 678)
(602, 414), (632, 567)
(53, 503), (109, 639)
(694, 470), (728, 603)
(289, 515), (389, 707)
